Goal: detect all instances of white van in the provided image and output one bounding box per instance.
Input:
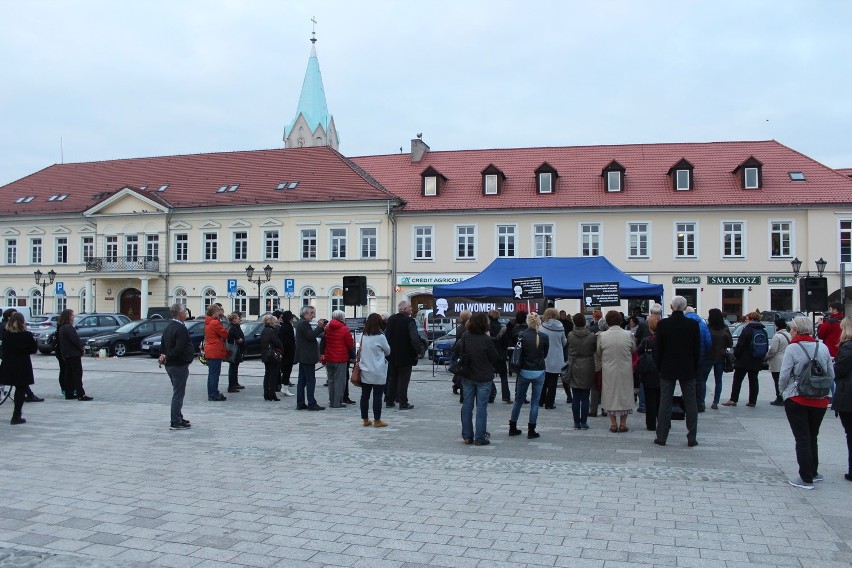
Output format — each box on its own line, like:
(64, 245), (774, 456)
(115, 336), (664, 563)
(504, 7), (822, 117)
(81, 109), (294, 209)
(0, 306), (33, 322)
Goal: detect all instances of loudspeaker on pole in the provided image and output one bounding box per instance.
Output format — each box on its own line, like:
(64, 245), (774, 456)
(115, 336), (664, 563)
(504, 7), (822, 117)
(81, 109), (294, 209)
(799, 277), (828, 312)
(343, 275), (367, 306)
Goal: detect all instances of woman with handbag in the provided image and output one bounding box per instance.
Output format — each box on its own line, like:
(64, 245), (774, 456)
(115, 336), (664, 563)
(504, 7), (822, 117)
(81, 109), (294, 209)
(509, 312), (549, 439)
(358, 313), (391, 427)
(636, 315), (661, 431)
(702, 308), (732, 410)
(833, 315), (852, 482)
(260, 314), (284, 401)
(226, 312), (245, 394)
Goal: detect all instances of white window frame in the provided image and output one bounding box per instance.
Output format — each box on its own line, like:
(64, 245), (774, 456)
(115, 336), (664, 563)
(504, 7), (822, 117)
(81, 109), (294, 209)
(496, 224), (517, 258)
(146, 234), (159, 260)
(232, 288), (247, 315)
(424, 176), (437, 196)
(676, 169), (690, 191)
(484, 174), (498, 195)
(105, 236), (118, 262)
(413, 225), (434, 261)
(360, 227), (377, 259)
(744, 167), (759, 189)
(330, 228), (347, 260)
(233, 231), (248, 261)
(203, 232), (218, 261)
(579, 223), (601, 257)
(722, 220), (746, 259)
(455, 225), (477, 260)
(264, 288), (280, 313)
(203, 288), (217, 310)
(124, 235), (138, 261)
(769, 220), (793, 259)
(538, 172), (552, 194)
(627, 222), (650, 259)
(264, 230), (279, 260)
(606, 171), (622, 192)
(330, 287), (345, 315)
(174, 233), (188, 262)
(56, 236), (68, 264)
(5, 239), (16, 265)
(674, 221), (697, 259)
(841, 219), (852, 265)
(82, 236), (94, 263)
(31, 289), (42, 316)
(301, 228), (317, 260)
(31, 238), (42, 265)
(533, 224), (554, 257)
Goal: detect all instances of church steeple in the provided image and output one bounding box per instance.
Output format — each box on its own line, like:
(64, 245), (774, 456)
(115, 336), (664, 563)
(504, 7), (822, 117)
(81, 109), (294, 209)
(283, 18), (339, 151)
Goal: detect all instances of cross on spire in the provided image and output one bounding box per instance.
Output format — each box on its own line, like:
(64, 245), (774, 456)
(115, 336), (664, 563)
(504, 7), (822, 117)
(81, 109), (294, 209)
(310, 16), (317, 44)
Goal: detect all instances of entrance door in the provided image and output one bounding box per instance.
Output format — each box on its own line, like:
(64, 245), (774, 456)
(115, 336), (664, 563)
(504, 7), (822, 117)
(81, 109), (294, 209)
(410, 293), (434, 317)
(722, 289), (743, 323)
(120, 288), (141, 320)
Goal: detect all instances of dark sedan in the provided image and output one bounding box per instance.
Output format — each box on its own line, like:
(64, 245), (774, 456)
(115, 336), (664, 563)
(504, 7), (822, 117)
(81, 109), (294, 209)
(240, 321), (265, 358)
(84, 319), (172, 357)
(141, 320), (206, 357)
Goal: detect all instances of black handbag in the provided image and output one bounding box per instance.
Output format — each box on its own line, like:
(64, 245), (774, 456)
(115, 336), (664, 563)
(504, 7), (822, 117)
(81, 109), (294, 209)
(723, 352), (734, 373)
(448, 337), (470, 376)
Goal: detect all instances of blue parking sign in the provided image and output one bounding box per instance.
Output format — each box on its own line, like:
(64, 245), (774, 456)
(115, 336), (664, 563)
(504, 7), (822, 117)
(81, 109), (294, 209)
(284, 278), (295, 295)
(55, 282), (65, 295)
(227, 279), (237, 294)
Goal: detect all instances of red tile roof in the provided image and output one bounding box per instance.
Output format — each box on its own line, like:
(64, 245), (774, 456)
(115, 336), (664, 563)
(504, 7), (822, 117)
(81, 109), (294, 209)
(837, 168), (852, 177)
(352, 140), (852, 213)
(0, 146), (398, 216)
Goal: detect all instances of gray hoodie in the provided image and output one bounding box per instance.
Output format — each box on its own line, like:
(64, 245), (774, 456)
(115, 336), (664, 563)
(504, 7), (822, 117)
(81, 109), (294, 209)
(541, 319), (568, 373)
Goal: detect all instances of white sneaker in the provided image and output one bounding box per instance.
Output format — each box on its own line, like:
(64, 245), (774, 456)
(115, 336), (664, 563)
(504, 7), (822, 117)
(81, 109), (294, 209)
(281, 389), (295, 397)
(788, 477), (815, 490)
(813, 473), (824, 482)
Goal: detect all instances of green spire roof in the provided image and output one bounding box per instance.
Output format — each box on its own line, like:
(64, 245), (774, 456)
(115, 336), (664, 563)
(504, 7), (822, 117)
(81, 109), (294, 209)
(286, 43), (332, 137)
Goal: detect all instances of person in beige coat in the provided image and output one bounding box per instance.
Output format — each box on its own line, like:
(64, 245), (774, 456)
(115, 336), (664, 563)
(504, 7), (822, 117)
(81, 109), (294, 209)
(596, 310), (637, 432)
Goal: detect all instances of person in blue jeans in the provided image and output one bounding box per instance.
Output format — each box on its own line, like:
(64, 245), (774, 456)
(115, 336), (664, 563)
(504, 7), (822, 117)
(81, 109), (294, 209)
(458, 313), (501, 446)
(509, 312), (549, 439)
(703, 308), (732, 409)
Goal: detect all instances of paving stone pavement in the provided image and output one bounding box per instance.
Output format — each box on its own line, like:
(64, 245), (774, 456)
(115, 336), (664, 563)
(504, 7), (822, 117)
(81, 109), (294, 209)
(0, 355), (850, 567)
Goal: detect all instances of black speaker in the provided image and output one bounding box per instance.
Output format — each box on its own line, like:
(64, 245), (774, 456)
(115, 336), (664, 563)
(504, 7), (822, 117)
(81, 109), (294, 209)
(248, 298), (260, 317)
(800, 277), (828, 312)
(343, 275), (367, 306)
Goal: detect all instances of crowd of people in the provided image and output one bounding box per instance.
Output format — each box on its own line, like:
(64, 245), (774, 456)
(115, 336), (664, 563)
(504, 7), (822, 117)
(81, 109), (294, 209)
(2, 298), (851, 488)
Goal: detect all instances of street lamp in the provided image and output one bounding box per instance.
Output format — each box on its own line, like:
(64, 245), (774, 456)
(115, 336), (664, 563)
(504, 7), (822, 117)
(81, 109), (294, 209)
(245, 264), (272, 315)
(33, 269), (56, 315)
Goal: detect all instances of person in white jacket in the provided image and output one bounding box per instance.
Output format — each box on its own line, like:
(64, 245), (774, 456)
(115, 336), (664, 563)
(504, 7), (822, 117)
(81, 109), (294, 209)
(778, 316), (835, 490)
(358, 313), (392, 428)
(765, 318), (791, 406)
(540, 308), (568, 410)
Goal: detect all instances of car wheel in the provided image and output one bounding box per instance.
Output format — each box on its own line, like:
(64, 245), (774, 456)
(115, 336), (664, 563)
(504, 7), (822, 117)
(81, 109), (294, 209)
(113, 342), (127, 357)
(38, 348), (53, 355)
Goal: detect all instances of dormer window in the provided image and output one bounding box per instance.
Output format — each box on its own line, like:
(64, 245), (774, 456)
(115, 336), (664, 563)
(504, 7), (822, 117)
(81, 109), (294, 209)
(535, 162), (559, 194)
(667, 158), (694, 191)
(420, 166), (446, 197)
(481, 164), (506, 196)
(602, 160), (625, 192)
(733, 157), (763, 189)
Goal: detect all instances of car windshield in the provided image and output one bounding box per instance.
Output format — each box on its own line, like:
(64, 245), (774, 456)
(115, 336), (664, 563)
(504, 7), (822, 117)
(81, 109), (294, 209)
(186, 320), (204, 331)
(114, 322), (139, 334)
(28, 316), (50, 323)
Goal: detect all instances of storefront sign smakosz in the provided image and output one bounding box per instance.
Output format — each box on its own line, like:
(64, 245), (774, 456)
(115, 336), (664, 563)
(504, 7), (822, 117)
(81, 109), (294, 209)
(707, 275), (761, 285)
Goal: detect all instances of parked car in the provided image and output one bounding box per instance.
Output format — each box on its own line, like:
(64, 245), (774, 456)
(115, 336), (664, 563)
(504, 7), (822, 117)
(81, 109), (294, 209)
(141, 320), (206, 357)
(240, 321), (266, 358)
(759, 310), (806, 323)
(428, 328), (457, 363)
(28, 313), (61, 330)
(37, 313), (131, 354)
(727, 321), (775, 370)
(84, 319), (172, 357)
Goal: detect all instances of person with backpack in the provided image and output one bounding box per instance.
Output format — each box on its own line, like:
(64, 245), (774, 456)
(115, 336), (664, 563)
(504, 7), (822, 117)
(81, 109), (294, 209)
(778, 316), (834, 490)
(766, 318), (792, 406)
(635, 314), (661, 432)
(723, 312), (767, 408)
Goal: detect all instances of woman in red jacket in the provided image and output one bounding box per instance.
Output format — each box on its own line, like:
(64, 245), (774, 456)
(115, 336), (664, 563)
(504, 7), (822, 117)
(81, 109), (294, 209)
(204, 304), (229, 401)
(323, 310), (354, 408)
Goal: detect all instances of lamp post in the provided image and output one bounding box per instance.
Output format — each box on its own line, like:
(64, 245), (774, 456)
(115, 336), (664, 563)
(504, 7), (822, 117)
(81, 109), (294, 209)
(245, 264), (272, 316)
(33, 269), (56, 315)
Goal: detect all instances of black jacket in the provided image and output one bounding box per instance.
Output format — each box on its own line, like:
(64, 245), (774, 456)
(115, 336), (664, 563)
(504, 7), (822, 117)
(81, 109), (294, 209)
(57, 323), (84, 359)
(489, 318), (509, 355)
(161, 320), (195, 367)
(733, 321), (766, 371)
(261, 324), (284, 363)
(294, 317), (323, 364)
(654, 311), (700, 380)
(385, 312), (421, 366)
(228, 323), (245, 361)
(455, 332), (500, 382)
(833, 340), (852, 413)
(518, 328), (549, 371)
(636, 334), (661, 389)
(278, 321), (296, 365)
(0, 329), (36, 387)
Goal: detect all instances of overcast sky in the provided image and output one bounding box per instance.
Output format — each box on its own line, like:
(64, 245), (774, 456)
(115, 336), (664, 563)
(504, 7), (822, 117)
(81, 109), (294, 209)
(1, 0), (850, 187)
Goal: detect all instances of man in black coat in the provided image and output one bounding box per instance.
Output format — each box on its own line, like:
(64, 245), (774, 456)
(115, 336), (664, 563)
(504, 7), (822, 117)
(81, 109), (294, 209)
(294, 305), (326, 411)
(159, 303), (195, 430)
(384, 300), (423, 409)
(653, 296), (700, 447)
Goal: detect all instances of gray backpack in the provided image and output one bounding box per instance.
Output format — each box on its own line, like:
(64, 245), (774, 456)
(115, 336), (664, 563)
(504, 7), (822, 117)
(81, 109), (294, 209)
(795, 341), (832, 398)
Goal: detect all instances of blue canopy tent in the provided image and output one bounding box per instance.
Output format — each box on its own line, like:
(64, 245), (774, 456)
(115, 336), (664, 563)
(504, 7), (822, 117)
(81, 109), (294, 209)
(431, 257), (664, 302)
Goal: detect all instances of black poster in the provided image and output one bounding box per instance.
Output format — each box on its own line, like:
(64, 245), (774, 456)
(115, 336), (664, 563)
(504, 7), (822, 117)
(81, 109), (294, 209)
(583, 282), (620, 307)
(432, 296), (544, 318)
(511, 276), (544, 299)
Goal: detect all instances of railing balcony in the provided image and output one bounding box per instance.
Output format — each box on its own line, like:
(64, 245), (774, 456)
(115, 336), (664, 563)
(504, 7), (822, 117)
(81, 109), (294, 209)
(84, 256), (160, 272)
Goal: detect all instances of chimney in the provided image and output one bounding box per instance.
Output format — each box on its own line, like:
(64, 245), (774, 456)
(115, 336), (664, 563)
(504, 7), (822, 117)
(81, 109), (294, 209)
(411, 138), (430, 163)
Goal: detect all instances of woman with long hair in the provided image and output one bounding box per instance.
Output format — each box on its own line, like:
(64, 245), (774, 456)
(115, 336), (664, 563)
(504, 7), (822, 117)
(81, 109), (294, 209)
(56, 309), (91, 401)
(459, 312), (500, 445)
(597, 310), (636, 433)
(260, 314), (284, 401)
(636, 315), (661, 431)
(567, 312), (597, 429)
(358, 313), (391, 427)
(508, 312), (549, 439)
(702, 308), (733, 410)
(0, 312), (37, 424)
(832, 315), (852, 482)
(539, 308), (567, 410)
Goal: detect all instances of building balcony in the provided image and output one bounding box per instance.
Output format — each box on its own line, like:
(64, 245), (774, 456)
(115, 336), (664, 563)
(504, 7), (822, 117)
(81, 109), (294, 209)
(84, 256), (161, 273)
